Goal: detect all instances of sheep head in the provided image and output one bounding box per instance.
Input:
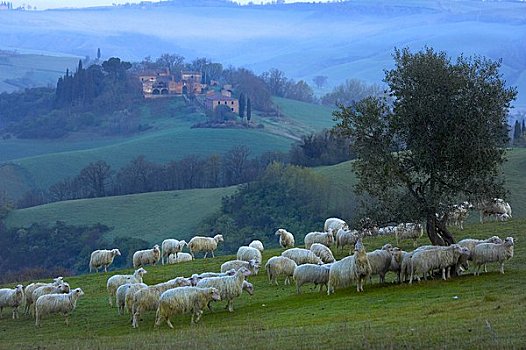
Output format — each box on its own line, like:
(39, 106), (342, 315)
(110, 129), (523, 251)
(210, 288), (221, 301)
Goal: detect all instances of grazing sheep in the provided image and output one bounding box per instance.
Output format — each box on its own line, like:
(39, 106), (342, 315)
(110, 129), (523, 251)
(35, 288), (84, 327)
(476, 198), (509, 223)
(444, 202), (473, 230)
(116, 283), (147, 315)
(196, 267), (252, 312)
(304, 231), (335, 249)
(377, 226), (398, 236)
(265, 256), (297, 286)
(30, 283), (70, 316)
(395, 223), (423, 247)
(107, 268), (147, 306)
(471, 237), (514, 275)
(155, 287), (221, 328)
(124, 283), (149, 315)
(24, 277), (64, 315)
(458, 236), (502, 272)
(248, 240), (264, 252)
(89, 248), (121, 272)
(281, 248), (323, 265)
(324, 217), (348, 234)
(133, 245), (161, 268)
(161, 239), (187, 265)
(167, 252), (193, 264)
(192, 270), (236, 281)
(409, 245), (464, 283)
(221, 259), (260, 275)
(366, 248), (394, 283)
(275, 229), (295, 249)
(131, 277), (192, 328)
(335, 228), (361, 252)
(293, 264), (331, 294)
(310, 243), (335, 263)
(0, 285), (24, 319)
(327, 242), (371, 294)
(237, 246), (263, 265)
(187, 234), (224, 258)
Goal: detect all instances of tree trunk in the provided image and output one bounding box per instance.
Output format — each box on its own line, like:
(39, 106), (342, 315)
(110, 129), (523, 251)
(425, 213), (456, 246)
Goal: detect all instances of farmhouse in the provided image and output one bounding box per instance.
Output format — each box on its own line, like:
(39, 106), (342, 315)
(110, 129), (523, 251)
(205, 90), (239, 114)
(138, 70), (203, 97)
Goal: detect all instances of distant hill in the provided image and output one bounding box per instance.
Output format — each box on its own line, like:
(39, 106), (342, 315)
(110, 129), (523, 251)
(0, 0), (524, 107)
(6, 148), (526, 245)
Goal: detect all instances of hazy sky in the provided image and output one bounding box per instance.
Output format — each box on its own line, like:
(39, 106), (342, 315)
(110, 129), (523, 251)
(11, 0), (328, 10)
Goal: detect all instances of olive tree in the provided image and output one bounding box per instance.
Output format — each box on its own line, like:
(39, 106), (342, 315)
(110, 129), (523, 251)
(333, 47), (516, 245)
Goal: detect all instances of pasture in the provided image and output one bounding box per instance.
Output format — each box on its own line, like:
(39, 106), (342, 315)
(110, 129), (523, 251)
(0, 220), (524, 349)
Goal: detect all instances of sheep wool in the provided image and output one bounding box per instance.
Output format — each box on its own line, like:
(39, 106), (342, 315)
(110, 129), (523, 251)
(409, 245), (463, 283)
(196, 267), (252, 312)
(116, 282), (147, 316)
(124, 283), (149, 315)
(155, 287), (221, 328)
(107, 268), (147, 306)
(237, 246), (263, 265)
(335, 228), (361, 252)
(265, 256), (297, 286)
(133, 245), (161, 268)
(281, 248), (323, 265)
(132, 277), (192, 328)
(35, 288), (84, 327)
(167, 252), (193, 264)
(275, 229), (295, 249)
(89, 248), (121, 272)
(293, 264), (331, 294)
(248, 240), (264, 252)
(471, 237), (514, 275)
(23, 277), (63, 315)
(0, 285), (24, 319)
(304, 231), (334, 249)
(310, 243), (335, 264)
(328, 244), (371, 294)
(30, 283), (70, 316)
(221, 259), (260, 275)
(161, 239), (187, 265)
(324, 217), (348, 233)
(366, 249), (393, 283)
(187, 234), (224, 258)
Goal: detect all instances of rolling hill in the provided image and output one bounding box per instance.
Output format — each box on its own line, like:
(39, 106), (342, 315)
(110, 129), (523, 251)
(6, 148), (526, 246)
(0, 220), (524, 349)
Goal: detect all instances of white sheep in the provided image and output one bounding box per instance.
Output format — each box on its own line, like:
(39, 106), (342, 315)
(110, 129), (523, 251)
(471, 237), (514, 275)
(409, 245), (464, 283)
(196, 267), (252, 312)
(327, 242), (371, 294)
(458, 235), (502, 272)
(187, 234), (224, 258)
(133, 244), (161, 268)
(167, 252), (193, 264)
(395, 223), (423, 246)
(265, 256), (297, 286)
(324, 217), (348, 234)
(35, 288), (84, 327)
(309, 243), (335, 263)
(89, 248), (121, 272)
(221, 259), (260, 275)
(377, 225), (398, 236)
(304, 231), (335, 249)
(444, 202), (473, 230)
(275, 228), (295, 248)
(281, 248), (323, 265)
(106, 267), (147, 306)
(124, 283), (149, 315)
(476, 198), (509, 223)
(335, 228), (361, 252)
(0, 285), (24, 319)
(24, 276), (64, 315)
(192, 270), (236, 280)
(237, 246), (263, 265)
(161, 239), (187, 265)
(366, 248), (394, 283)
(30, 282), (70, 316)
(248, 240), (264, 252)
(116, 282), (147, 315)
(155, 287), (221, 328)
(132, 277), (192, 328)
(293, 263), (331, 294)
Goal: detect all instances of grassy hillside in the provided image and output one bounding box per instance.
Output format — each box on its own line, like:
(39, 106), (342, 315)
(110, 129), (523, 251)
(0, 221), (524, 349)
(5, 187), (238, 244)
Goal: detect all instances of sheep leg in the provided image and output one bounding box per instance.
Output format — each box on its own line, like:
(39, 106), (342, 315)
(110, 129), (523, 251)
(211, 250), (215, 258)
(500, 262), (505, 274)
(296, 284), (301, 294)
(104, 265), (108, 273)
(484, 264), (488, 273)
(227, 300), (234, 312)
(192, 310), (203, 324)
(64, 313), (69, 326)
(441, 268), (446, 281)
(203, 252), (208, 259)
(132, 312), (140, 328)
(208, 301), (214, 312)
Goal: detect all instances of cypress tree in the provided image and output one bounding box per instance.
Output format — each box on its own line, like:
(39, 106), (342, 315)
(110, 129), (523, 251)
(513, 120), (521, 144)
(246, 97), (252, 122)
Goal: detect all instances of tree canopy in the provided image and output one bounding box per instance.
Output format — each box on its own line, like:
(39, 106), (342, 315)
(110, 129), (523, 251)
(333, 47), (517, 245)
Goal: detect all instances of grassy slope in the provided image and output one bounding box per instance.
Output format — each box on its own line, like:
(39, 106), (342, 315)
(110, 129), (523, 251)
(5, 187), (238, 244)
(0, 221), (524, 349)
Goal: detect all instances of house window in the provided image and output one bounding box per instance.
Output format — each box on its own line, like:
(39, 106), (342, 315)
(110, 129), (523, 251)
(217, 101), (220, 105)
(231, 101), (234, 105)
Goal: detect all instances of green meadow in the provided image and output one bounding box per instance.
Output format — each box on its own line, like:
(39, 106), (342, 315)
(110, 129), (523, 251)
(0, 220), (524, 349)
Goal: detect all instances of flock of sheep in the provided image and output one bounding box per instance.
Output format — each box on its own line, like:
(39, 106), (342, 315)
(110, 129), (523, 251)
(0, 199), (516, 329)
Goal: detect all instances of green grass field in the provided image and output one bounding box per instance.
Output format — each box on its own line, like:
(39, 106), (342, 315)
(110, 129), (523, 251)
(0, 220), (524, 349)
(5, 187), (238, 244)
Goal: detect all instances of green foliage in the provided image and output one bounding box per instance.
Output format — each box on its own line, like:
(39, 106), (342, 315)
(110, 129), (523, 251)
(321, 79), (384, 106)
(289, 129), (354, 167)
(334, 47), (517, 244)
